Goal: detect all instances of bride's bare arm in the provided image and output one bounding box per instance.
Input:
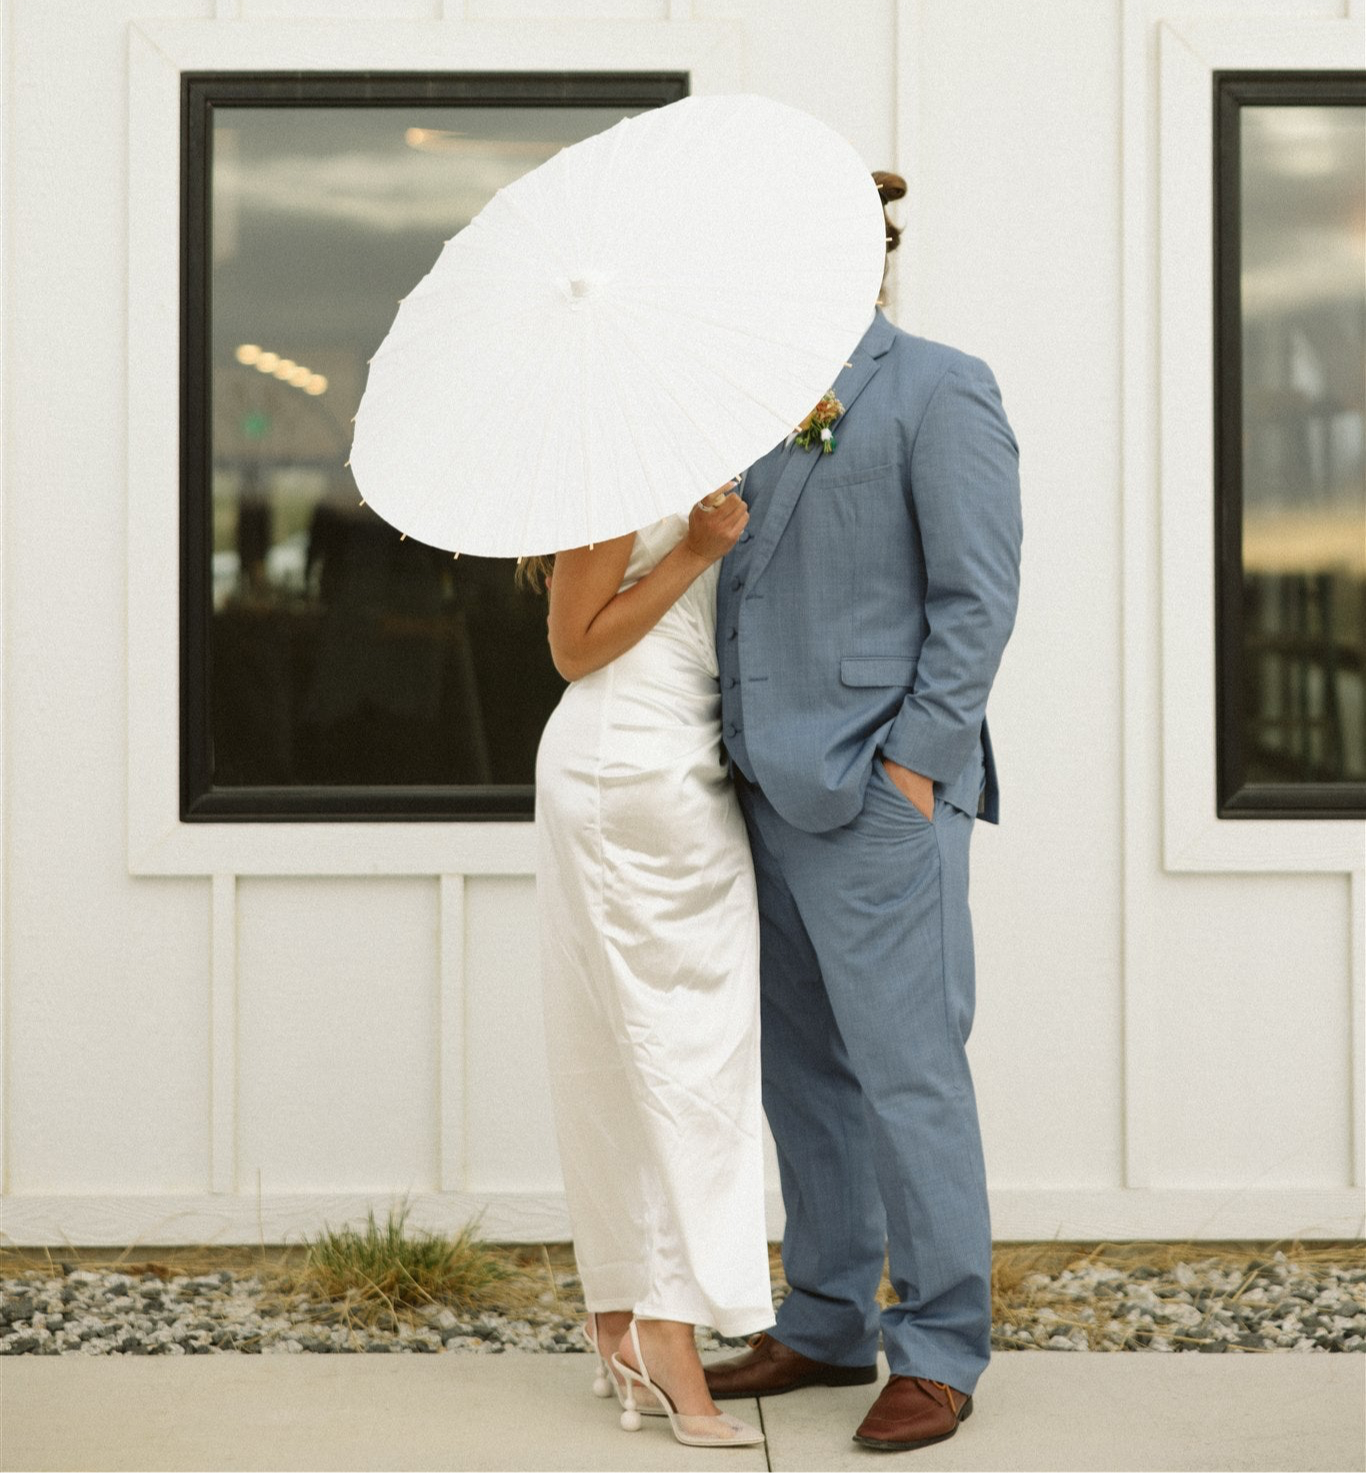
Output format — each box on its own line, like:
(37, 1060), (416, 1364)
(547, 488), (749, 682)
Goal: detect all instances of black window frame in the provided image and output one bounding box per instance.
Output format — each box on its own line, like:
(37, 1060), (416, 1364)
(180, 70), (689, 822)
(1212, 69), (1366, 819)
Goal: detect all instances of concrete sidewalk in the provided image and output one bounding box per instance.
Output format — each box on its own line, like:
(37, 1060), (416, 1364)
(2, 1351), (1362, 1472)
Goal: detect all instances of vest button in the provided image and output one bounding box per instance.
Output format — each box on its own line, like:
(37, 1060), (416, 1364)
(725, 676), (737, 689)
(727, 628), (738, 641)
(731, 576), (744, 591)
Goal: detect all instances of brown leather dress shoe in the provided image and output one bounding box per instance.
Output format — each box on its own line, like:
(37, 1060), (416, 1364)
(852, 1374), (974, 1451)
(703, 1332), (880, 1400)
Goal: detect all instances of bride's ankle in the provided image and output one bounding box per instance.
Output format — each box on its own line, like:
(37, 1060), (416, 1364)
(620, 1319), (721, 1415)
(621, 1317), (692, 1359)
(592, 1309), (633, 1345)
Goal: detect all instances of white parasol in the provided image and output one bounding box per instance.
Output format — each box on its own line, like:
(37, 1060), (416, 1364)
(347, 92), (885, 558)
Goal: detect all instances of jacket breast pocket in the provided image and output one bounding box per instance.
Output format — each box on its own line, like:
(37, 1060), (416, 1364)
(840, 656), (918, 688)
(817, 459), (895, 490)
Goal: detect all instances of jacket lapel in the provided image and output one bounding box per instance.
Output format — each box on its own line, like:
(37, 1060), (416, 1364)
(745, 310), (895, 588)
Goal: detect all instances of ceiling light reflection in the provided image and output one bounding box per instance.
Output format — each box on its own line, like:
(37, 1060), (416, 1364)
(234, 343), (329, 396)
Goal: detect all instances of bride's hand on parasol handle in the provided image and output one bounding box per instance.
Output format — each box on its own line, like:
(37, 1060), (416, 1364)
(698, 478), (739, 510)
(546, 482), (744, 681)
(687, 480), (748, 564)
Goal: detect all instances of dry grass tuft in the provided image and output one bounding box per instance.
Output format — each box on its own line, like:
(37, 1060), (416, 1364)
(259, 1199), (533, 1330)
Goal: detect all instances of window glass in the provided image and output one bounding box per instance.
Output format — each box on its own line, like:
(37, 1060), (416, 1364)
(207, 106), (642, 793)
(1238, 103), (1366, 790)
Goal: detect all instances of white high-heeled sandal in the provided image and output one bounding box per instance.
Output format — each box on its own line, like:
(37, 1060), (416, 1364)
(582, 1312), (664, 1415)
(612, 1320), (765, 1448)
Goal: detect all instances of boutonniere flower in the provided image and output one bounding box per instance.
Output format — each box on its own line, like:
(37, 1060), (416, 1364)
(792, 390), (844, 454)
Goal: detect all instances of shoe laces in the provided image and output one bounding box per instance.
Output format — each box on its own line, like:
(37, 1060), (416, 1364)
(928, 1379), (960, 1414)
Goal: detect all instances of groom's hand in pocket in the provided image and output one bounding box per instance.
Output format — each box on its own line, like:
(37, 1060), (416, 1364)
(880, 754), (935, 821)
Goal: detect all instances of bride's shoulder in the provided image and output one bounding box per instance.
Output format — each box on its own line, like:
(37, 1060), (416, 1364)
(636, 511), (689, 547)
(622, 512), (688, 577)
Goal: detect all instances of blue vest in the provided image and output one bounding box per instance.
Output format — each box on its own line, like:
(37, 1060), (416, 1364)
(718, 439), (792, 783)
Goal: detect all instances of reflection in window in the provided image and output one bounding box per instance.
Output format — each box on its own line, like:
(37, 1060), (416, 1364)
(192, 87), (681, 815)
(1218, 86), (1366, 814)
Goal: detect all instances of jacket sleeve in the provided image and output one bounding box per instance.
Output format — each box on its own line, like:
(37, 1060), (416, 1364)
(879, 360), (1022, 785)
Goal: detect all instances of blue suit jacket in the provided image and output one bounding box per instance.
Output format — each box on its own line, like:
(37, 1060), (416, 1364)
(716, 308), (1022, 832)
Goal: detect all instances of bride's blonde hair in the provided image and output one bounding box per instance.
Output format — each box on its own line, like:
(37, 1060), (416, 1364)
(513, 171), (905, 598)
(516, 553), (554, 594)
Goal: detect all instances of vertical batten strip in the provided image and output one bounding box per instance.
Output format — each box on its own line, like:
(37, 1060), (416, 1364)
(209, 872), (238, 1194)
(891, 0), (922, 325)
(0, 0), (8, 1198)
(438, 874), (467, 1192)
(1118, 0), (1150, 1193)
(1351, 869), (1364, 1190)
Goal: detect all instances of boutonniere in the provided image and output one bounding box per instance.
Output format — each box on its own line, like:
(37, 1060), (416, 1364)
(792, 390), (844, 454)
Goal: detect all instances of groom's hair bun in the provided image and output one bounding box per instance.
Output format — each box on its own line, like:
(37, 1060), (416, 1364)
(873, 170), (906, 253)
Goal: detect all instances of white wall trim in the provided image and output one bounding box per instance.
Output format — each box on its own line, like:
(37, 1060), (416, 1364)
(124, 14), (742, 880)
(1154, 9), (1365, 875)
(1352, 866), (1364, 1189)
(438, 874), (468, 1193)
(2, 1187), (1361, 1250)
(1120, 0), (1153, 1198)
(0, 0), (9, 1196)
(209, 873), (238, 1195)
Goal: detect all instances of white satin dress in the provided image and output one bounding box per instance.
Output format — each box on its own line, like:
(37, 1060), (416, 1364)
(535, 513), (775, 1337)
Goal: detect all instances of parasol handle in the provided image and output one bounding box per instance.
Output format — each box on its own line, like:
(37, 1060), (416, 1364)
(699, 477), (741, 511)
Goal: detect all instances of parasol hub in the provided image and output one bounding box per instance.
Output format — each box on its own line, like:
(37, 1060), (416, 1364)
(559, 270), (613, 308)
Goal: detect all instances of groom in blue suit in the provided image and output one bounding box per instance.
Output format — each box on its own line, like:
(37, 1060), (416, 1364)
(706, 285), (1022, 1451)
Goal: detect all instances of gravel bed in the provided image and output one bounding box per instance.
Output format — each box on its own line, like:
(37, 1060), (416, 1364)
(1, 1250), (1362, 1356)
(992, 1254), (1366, 1354)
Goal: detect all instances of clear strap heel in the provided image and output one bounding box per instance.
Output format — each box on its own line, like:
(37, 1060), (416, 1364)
(611, 1320), (765, 1448)
(582, 1313), (664, 1415)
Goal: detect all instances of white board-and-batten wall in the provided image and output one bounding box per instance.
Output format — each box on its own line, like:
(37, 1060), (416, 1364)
(1, 0), (1362, 1249)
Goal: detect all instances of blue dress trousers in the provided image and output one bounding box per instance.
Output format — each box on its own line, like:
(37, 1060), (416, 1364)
(715, 307), (1023, 1396)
